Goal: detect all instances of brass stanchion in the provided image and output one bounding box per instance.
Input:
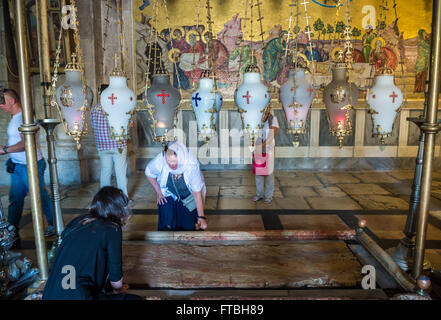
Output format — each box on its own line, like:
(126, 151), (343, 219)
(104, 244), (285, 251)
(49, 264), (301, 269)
(36, 0), (64, 265)
(14, 0), (48, 280)
(412, 0), (441, 280)
(387, 77), (436, 271)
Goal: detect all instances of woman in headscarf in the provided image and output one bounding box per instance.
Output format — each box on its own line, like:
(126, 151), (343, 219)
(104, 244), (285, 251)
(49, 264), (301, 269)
(145, 140), (207, 231)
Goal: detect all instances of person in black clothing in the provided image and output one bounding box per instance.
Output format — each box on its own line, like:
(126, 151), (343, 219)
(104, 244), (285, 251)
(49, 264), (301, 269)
(42, 186), (141, 300)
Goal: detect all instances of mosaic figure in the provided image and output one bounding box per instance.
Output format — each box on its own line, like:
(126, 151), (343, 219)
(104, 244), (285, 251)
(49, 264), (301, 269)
(414, 29), (431, 93)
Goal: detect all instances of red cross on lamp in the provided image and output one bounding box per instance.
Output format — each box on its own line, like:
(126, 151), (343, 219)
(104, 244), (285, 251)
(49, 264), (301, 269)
(234, 64), (270, 151)
(100, 54), (136, 152)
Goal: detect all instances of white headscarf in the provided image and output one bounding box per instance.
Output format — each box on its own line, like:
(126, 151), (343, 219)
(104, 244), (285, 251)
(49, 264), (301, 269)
(163, 140), (199, 175)
(145, 140), (205, 198)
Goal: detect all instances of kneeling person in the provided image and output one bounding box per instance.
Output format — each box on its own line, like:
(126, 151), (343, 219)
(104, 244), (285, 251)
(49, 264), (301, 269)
(145, 141), (207, 231)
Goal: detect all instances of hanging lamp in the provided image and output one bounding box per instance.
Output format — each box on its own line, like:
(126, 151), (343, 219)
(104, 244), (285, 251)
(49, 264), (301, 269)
(51, 0), (91, 150)
(100, 54), (137, 152)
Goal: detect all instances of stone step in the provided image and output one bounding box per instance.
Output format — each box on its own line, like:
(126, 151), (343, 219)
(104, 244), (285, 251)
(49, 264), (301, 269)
(130, 288), (390, 300)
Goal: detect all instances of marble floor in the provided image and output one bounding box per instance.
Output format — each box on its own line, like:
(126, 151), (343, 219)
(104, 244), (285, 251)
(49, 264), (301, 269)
(4, 169), (441, 295)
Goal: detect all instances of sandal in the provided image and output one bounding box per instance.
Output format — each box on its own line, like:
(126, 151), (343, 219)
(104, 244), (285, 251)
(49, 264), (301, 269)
(252, 196), (263, 202)
(264, 198), (273, 204)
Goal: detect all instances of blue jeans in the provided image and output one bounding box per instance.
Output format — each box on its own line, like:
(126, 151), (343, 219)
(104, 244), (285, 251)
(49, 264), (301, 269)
(98, 149), (128, 196)
(157, 196), (197, 231)
(8, 158), (54, 230)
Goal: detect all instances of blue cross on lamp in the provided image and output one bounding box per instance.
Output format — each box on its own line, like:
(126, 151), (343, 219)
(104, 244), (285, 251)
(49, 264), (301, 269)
(192, 92), (202, 107)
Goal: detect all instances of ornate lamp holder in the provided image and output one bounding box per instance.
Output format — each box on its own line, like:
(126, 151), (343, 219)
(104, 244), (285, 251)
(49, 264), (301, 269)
(146, 64), (181, 145)
(53, 53), (92, 150)
(323, 50), (359, 149)
(100, 54), (136, 153)
(280, 65), (314, 147)
(191, 70), (223, 142)
(235, 64), (269, 152)
(367, 68), (403, 145)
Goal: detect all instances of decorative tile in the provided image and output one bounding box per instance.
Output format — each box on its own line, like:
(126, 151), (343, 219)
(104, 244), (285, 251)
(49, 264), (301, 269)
(204, 177), (241, 186)
(337, 184), (391, 195)
(356, 214), (441, 240)
(278, 176), (323, 187)
(256, 199), (280, 210)
(317, 173), (360, 184)
(351, 195), (408, 210)
(351, 172), (400, 184)
(132, 198), (158, 210)
(281, 186), (318, 198)
(241, 176), (258, 186)
(220, 186), (257, 198)
(424, 250), (441, 270)
(380, 183), (412, 196)
(206, 186), (220, 197)
(205, 215), (264, 231)
(388, 171), (415, 181)
(306, 197), (362, 210)
(279, 215), (350, 231)
(217, 197), (257, 210)
(274, 197), (311, 210)
(313, 186), (347, 198)
(60, 197), (92, 209)
(204, 196), (218, 210)
(124, 215), (158, 231)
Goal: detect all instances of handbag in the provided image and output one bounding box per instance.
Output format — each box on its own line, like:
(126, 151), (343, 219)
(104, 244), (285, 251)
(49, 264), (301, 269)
(171, 174), (197, 212)
(6, 158), (16, 174)
(253, 152), (268, 176)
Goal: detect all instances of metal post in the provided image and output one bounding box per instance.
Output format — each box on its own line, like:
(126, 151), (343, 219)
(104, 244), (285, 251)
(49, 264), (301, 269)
(36, 0), (64, 263)
(412, 0), (441, 280)
(387, 117), (425, 271)
(14, 0), (48, 280)
(35, 0), (52, 119)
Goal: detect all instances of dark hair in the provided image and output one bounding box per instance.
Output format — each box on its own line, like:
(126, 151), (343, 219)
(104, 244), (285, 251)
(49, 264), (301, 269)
(87, 187), (131, 226)
(163, 143), (177, 156)
(3, 88), (20, 104)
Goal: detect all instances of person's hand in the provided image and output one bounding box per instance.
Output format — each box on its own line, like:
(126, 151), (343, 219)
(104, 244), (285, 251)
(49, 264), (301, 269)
(157, 192), (167, 205)
(112, 283), (130, 295)
(197, 217), (207, 230)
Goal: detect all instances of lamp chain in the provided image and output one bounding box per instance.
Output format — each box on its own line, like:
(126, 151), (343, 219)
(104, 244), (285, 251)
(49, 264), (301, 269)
(205, 0), (218, 131)
(392, 0), (408, 107)
(161, 0), (182, 127)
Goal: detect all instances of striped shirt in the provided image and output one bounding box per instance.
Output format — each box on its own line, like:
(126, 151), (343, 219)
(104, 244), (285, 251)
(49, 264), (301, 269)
(90, 105), (127, 151)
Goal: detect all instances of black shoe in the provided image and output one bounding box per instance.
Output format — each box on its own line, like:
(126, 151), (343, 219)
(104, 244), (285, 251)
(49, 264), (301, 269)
(11, 233), (21, 250)
(44, 225), (55, 237)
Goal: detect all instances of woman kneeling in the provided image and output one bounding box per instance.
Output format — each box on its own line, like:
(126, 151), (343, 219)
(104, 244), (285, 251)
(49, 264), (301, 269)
(42, 187), (140, 300)
(145, 141), (207, 231)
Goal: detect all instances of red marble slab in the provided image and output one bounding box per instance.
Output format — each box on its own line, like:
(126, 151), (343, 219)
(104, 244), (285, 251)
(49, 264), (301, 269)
(123, 230), (356, 242)
(122, 240), (362, 289)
